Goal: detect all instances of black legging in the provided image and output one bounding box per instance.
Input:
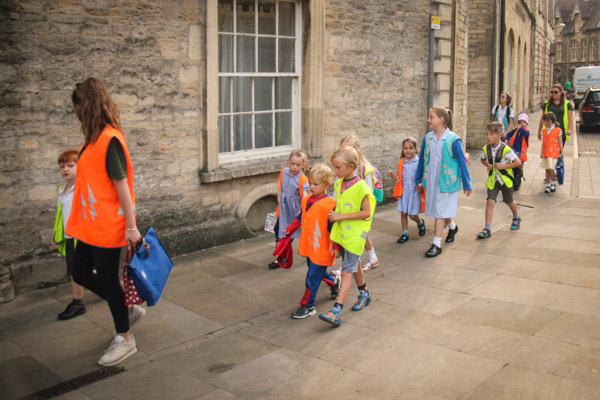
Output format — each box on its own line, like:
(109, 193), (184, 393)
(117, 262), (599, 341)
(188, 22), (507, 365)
(72, 241), (129, 333)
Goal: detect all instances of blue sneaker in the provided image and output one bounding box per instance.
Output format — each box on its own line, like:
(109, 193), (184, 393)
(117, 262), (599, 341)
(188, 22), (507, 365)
(351, 289), (371, 311)
(318, 305), (342, 326)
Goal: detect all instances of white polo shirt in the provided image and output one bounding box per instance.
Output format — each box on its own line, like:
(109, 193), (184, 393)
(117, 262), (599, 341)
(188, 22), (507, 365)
(58, 184), (74, 239)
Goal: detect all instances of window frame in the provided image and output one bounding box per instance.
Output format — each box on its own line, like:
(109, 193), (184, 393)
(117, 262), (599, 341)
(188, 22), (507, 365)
(216, 0), (303, 165)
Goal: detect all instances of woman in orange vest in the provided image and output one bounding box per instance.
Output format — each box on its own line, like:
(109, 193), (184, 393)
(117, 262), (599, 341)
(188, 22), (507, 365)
(540, 112), (563, 194)
(386, 137), (426, 243)
(66, 78), (143, 366)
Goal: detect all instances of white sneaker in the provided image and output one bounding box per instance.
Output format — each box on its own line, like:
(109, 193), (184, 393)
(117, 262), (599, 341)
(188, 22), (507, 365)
(129, 305), (146, 327)
(98, 335), (137, 366)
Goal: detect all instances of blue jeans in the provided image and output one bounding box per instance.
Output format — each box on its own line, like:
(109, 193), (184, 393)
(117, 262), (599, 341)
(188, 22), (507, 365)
(300, 258), (336, 308)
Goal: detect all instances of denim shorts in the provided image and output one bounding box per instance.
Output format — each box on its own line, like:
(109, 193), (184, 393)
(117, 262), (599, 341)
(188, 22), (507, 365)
(340, 248), (361, 273)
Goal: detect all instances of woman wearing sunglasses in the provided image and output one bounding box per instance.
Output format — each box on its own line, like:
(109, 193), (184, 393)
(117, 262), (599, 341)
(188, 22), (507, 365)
(538, 84), (574, 144)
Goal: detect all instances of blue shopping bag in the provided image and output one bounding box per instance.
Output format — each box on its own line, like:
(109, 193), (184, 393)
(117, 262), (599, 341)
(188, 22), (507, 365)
(556, 156), (564, 185)
(128, 226), (174, 306)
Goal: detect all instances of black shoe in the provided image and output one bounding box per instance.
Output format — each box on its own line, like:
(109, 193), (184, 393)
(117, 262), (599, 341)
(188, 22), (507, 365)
(58, 302), (86, 320)
(397, 233), (409, 243)
(445, 225), (459, 243)
(425, 244), (442, 258)
(291, 306), (316, 319)
(268, 260), (280, 269)
(417, 219), (426, 236)
(330, 276), (340, 300)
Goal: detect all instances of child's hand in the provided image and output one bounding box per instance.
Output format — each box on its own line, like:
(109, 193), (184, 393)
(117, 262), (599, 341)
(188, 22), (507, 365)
(416, 183), (422, 190)
(495, 164), (503, 171)
(51, 239), (57, 245)
(464, 189), (472, 197)
(486, 163), (494, 171)
(284, 229), (289, 236)
(328, 210), (343, 222)
(540, 154), (543, 159)
(386, 167), (394, 178)
(333, 249), (341, 258)
(538, 132), (542, 141)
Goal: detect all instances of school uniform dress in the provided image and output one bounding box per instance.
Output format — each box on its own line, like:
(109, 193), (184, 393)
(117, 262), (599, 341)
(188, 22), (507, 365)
(277, 168), (309, 240)
(416, 129), (471, 219)
(397, 157), (421, 215)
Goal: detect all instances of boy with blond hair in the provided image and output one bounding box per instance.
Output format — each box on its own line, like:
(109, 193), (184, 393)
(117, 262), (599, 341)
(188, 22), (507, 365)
(286, 163), (341, 319)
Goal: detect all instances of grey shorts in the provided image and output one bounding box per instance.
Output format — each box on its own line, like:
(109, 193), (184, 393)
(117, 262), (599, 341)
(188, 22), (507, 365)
(340, 248), (361, 273)
(487, 182), (514, 204)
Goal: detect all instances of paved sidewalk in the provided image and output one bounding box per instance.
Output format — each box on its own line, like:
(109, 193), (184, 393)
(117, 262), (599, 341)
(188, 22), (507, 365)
(3, 117), (600, 399)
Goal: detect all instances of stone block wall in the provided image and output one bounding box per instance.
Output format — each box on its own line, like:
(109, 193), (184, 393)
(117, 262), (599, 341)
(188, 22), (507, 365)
(466, 0), (496, 148)
(0, 0), (271, 295)
(452, 0), (469, 143)
(0, 0), (448, 296)
(323, 0), (431, 177)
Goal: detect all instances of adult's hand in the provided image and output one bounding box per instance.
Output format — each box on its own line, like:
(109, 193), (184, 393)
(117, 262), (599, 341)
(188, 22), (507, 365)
(125, 227), (142, 254)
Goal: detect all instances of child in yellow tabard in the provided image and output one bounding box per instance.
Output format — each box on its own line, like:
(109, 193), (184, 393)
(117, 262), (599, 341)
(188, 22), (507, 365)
(319, 147), (375, 327)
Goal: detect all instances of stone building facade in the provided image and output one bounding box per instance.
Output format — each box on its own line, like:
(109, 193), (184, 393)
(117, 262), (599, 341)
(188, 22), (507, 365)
(1, 0), (471, 297)
(0, 0), (549, 297)
(553, 0), (600, 85)
(466, 0), (555, 148)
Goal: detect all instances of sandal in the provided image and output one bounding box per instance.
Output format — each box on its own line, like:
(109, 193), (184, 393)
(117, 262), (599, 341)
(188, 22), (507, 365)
(417, 219), (426, 236)
(362, 259), (379, 271)
(477, 228), (492, 239)
(511, 216), (521, 230)
(397, 233), (409, 243)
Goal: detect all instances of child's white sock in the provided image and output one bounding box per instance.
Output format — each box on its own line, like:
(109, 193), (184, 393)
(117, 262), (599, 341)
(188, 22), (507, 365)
(448, 220), (456, 230)
(367, 248), (377, 262)
(433, 237), (442, 247)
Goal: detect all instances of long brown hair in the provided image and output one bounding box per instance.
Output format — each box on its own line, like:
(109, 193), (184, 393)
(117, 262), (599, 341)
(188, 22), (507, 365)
(547, 84), (565, 105)
(72, 78), (121, 143)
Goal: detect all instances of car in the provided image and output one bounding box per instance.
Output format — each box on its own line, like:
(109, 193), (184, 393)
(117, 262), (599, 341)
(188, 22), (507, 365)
(573, 66), (600, 109)
(579, 87), (600, 132)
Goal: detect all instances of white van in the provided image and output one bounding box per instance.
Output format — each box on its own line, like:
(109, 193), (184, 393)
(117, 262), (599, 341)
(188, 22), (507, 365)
(573, 66), (600, 107)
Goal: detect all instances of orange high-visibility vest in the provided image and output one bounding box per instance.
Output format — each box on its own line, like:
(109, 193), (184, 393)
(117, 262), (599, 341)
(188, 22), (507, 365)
(508, 128), (529, 162)
(392, 158), (426, 213)
(298, 195), (336, 266)
(276, 168), (308, 217)
(541, 127), (562, 159)
(66, 125), (135, 248)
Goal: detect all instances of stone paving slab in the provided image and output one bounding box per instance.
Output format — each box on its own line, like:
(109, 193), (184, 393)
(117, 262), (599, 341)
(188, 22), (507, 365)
(444, 297), (562, 335)
(319, 331), (504, 400)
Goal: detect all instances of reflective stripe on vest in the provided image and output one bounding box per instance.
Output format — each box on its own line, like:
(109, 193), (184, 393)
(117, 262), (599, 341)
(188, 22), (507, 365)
(276, 168), (308, 217)
(542, 127), (562, 159)
(483, 144), (515, 189)
(329, 179), (375, 255)
(544, 100), (570, 141)
(66, 126), (135, 248)
(298, 195), (337, 266)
